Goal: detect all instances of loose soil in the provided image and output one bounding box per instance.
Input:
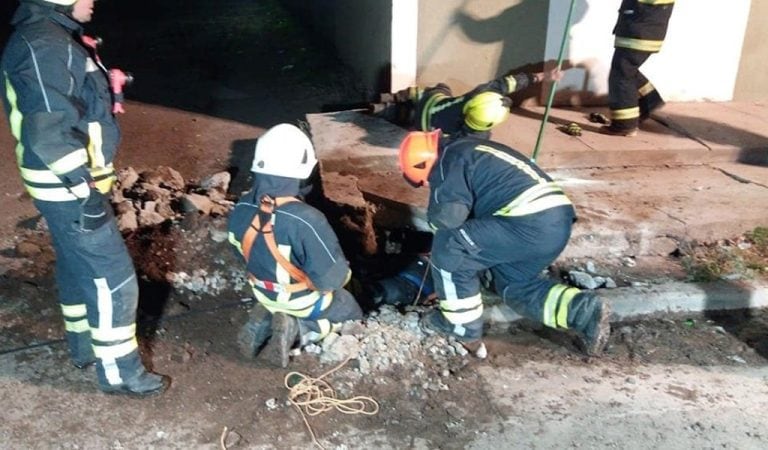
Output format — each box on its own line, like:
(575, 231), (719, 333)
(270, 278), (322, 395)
(1, 1), (766, 449)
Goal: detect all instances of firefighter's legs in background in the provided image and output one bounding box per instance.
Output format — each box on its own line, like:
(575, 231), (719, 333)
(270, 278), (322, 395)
(37, 200), (170, 397)
(603, 47), (653, 136)
(491, 217), (611, 356)
(246, 289), (364, 368)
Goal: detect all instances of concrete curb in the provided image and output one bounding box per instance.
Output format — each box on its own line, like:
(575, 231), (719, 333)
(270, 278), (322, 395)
(484, 280), (768, 324)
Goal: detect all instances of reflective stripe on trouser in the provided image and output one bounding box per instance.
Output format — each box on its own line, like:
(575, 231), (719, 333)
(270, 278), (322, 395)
(430, 207), (574, 340)
(35, 199), (146, 388)
(608, 47), (654, 131)
(298, 288), (363, 342)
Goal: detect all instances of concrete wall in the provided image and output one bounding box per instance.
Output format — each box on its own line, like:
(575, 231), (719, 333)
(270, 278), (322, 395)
(286, 0), (765, 104)
(550, 0), (754, 104)
(416, 0), (549, 96)
(734, 1), (768, 101)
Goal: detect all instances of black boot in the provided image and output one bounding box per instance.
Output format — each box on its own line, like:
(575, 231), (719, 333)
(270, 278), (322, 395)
(260, 312), (299, 368)
(237, 303), (273, 359)
(101, 371), (171, 398)
(569, 295), (612, 356)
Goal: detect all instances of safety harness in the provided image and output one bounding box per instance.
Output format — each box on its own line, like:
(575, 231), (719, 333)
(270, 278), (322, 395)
(241, 195), (316, 294)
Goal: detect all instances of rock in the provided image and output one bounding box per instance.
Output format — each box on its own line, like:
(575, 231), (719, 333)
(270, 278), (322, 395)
(117, 209), (139, 232)
(15, 241), (41, 257)
(181, 193), (214, 215)
(604, 277), (618, 289)
(141, 166), (185, 191)
(118, 166), (140, 191)
(200, 171), (231, 192)
(265, 398), (279, 410)
(569, 270), (599, 289)
(340, 321), (366, 336)
(138, 208), (166, 227)
(209, 228), (228, 243)
(320, 334), (360, 364)
(585, 260), (596, 274)
(223, 430), (241, 448)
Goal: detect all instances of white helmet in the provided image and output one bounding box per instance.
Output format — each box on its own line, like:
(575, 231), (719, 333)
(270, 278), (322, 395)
(251, 124), (318, 180)
(41, 0), (77, 5)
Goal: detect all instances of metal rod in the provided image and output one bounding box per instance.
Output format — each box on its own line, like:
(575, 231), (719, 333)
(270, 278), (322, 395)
(531, 0), (578, 163)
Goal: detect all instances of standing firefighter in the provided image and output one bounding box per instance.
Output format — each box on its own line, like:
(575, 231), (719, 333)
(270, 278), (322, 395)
(228, 124), (363, 368)
(0, 0), (169, 396)
(602, 0), (675, 136)
(399, 130), (611, 357)
(376, 69), (561, 138)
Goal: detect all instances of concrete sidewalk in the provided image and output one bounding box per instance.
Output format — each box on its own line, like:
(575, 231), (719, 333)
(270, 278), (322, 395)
(307, 101), (768, 319)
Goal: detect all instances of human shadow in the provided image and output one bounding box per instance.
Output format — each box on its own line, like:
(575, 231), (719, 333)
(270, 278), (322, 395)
(452, 0), (589, 89)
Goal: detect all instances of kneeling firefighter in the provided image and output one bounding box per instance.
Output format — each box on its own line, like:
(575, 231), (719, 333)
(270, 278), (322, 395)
(398, 130), (612, 358)
(227, 124), (363, 368)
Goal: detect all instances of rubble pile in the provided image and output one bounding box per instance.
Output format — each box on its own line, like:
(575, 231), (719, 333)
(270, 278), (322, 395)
(112, 166), (234, 232)
(305, 305), (469, 388)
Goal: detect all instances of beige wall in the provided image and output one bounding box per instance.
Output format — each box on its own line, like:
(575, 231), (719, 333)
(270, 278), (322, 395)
(416, 0), (548, 97)
(734, 1), (768, 100)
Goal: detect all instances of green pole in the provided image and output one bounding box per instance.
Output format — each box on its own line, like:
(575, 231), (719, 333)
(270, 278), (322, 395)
(531, 0), (578, 163)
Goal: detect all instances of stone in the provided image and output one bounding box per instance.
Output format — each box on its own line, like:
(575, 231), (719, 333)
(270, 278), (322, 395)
(200, 171), (231, 192)
(141, 166), (185, 191)
(320, 334), (361, 364)
(181, 193), (214, 215)
(117, 209), (139, 232)
(569, 270), (599, 289)
(118, 166), (140, 191)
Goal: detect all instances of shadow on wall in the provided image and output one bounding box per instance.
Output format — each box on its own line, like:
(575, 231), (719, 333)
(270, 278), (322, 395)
(450, 0), (589, 104)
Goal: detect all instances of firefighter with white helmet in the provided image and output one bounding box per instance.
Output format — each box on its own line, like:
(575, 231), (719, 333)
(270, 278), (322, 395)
(228, 124), (363, 368)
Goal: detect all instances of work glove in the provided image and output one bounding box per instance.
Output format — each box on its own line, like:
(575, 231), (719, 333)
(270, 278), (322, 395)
(79, 188), (113, 231)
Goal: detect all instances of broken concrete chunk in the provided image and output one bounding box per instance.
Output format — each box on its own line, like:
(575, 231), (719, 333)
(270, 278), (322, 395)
(138, 208), (166, 227)
(181, 193), (214, 215)
(200, 171), (231, 193)
(141, 166), (185, 191)
(117, 209), (138, 232)
(117, 166), (140, 191)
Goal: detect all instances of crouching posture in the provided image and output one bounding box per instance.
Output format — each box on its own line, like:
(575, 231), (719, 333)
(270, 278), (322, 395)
(399, 130), (611, 357)
(228, 124), (363, 367)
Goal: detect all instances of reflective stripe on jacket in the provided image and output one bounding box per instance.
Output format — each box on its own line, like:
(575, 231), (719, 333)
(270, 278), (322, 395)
(1, 3), (119, 202)
(227, 192), (352, 320)
(613, 0), (675, 53)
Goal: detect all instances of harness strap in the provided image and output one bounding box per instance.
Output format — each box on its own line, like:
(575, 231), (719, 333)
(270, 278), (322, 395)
(242, 195), (316, 292)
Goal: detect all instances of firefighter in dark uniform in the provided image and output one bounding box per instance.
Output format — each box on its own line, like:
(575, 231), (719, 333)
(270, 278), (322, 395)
(380, 69), (560, 138)
(0, 0), (169, 396)
(228, 123), (363, 368)
(398, 130), (611, 358)
(602, 0), (675, 136)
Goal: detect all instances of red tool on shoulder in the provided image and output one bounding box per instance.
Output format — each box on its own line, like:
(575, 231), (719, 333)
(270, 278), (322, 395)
(81, 35), (134, 114)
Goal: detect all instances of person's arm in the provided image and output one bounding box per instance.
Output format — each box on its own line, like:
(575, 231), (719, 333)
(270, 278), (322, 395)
(480, 68), (564, 96)
(11, 37), (93, 198)
(296, 209), (352, 292)
(427, 150), (472, 230)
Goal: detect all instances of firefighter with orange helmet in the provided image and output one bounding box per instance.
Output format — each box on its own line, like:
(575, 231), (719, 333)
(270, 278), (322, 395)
(228, 124), (363, 368)
(378, 69), (561, 138)
(398, 130), (611, 357)
(601, 0), (675, 136)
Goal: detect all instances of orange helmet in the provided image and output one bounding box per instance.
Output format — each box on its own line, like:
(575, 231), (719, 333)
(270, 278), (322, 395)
(399, 130), (441, 187)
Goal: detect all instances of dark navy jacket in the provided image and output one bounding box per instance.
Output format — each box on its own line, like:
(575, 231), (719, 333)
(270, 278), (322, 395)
(414, 73), (534, 137)
(1, 1), (119, 201)
(228, 174), (351, 305)
(427, 136), (575, 230)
